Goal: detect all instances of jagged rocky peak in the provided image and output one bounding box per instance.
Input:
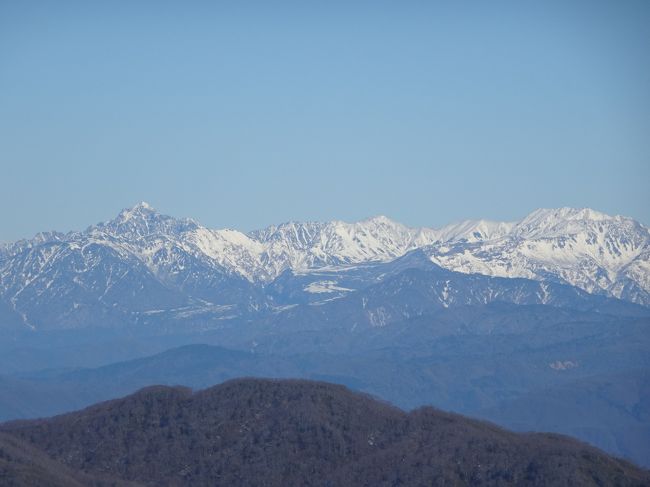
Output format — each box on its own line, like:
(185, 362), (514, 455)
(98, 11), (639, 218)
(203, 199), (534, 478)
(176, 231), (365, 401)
(90, 202), (199, 239)
(343, 215), (422, 252)
(1, 203), (647, 312)
(114, 201), (161, 223)
(249, 220), (328, 247)
(513, 208), (648, 267)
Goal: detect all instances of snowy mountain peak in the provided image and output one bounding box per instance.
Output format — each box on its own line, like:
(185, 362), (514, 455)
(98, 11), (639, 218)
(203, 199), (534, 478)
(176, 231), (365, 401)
(108, 201), (160, 225)
(1, 205), (647, 313)
(118, 201), (160, 220)
(249, 221), (327, 247)
(135, 201), (153, 210)
(512, 207), (645, 240)
(524, 207), (613, 223)
(92, 203), (198, 240)
(424, 207), (649, 304)
(360, 215), (401, 226)
(435, 219), (516, 243)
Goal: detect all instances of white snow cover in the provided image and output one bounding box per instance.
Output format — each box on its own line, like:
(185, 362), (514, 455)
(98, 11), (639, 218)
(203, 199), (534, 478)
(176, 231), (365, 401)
(1, 203), (648, 305)
(425, 208), (650, 302)
(304, 281), (354, 294)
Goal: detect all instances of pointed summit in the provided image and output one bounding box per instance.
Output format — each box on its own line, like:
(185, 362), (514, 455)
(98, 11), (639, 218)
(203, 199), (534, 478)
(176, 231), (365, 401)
(361, 215), (401, 226)
(135, 201), (153, 210)
(91, 202), (197, 239)
(512, 207), (637, 240)
(117, 201), (157, 220)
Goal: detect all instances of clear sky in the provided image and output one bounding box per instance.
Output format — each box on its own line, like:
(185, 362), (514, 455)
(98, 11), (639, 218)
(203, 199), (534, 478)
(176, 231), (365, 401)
(1, 1), (649, 241)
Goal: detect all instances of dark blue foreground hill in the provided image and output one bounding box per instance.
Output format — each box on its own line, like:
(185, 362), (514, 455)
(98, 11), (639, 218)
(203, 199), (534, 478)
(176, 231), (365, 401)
(2, 378), (649, 487)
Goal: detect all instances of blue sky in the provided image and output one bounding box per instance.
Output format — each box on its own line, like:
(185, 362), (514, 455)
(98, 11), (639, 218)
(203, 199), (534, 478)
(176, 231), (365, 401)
(1, 1), (648, 240)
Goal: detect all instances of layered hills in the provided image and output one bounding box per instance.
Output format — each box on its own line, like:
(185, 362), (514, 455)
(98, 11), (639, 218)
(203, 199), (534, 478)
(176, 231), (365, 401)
(0, 204), (648, 469)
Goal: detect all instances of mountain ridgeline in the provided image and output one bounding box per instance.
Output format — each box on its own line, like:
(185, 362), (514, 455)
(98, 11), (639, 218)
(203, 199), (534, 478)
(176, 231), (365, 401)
(0, 205), (649, 472)
(0, 203), (648, 332)
(2, 379), (649, 487)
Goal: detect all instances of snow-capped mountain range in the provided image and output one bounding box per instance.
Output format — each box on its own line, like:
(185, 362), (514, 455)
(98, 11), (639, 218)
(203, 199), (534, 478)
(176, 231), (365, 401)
(425, 208), (650, 306)
(93, 203), (650, 298)
(0, 203), (648, 331)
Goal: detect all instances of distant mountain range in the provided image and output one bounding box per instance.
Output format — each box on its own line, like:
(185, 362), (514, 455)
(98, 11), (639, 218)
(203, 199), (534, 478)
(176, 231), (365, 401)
(0, 203), (647, 332)
(2, 378), (648, 486)
(1, 204), (649, 469)
(2, 300), (649, 466)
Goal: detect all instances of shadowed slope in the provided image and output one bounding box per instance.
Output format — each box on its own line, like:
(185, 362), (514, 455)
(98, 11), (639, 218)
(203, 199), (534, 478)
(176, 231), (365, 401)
(0, 432), (138, 486)
(2, 379), (649, 486)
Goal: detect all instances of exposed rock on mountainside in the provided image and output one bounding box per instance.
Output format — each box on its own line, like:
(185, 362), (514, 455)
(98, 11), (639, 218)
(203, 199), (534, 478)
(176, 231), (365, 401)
(425, 208), (650, 305)
(0, 204), (647, 331)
